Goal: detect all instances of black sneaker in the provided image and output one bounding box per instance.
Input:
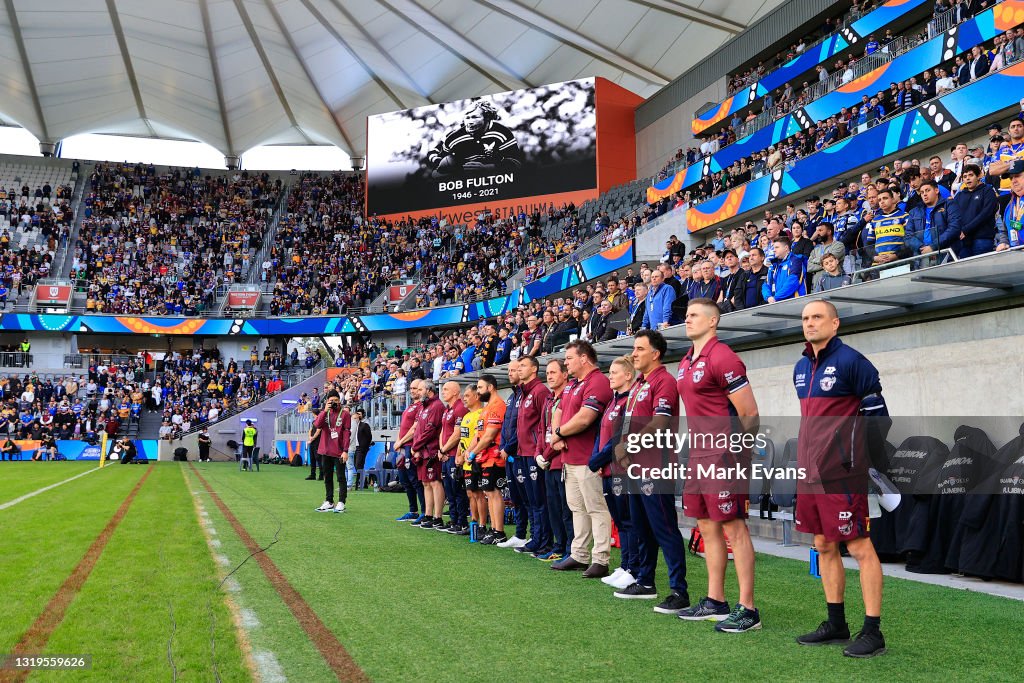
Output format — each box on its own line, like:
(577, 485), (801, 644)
(715, 604), (762, 633)
(489, 532), (508, 545)
(453, 526), (471, 536)
(843, 630), (886, 658)
(419, 518), (439, 529)
(796, 621), (851, 646)
(410, 515), (427, 527)
(515, 544), (539, 554)
(434, 521), (453, 531)
(304, 475), (316, 480)
(678, 597), (730, 621)
(653, 591), (691, 615)
(479, 531), (496, 545)
(613, 583), (658, 600)
(445, 524), (463, 534)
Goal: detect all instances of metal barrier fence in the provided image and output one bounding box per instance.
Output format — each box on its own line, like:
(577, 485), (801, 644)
(275, 389), (411, 436)
(0, 352), (32, 368)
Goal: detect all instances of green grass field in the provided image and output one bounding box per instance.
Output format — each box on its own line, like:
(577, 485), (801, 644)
(1, 462), (1020, 682)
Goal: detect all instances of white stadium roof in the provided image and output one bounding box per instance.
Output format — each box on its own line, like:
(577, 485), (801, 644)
(0, 0), (783, 158)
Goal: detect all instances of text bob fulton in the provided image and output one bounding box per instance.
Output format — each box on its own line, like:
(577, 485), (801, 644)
(625, 462), (809, 482)
(438, 173), (515, 191)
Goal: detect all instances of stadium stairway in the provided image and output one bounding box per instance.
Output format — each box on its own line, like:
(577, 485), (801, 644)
(58, 162), (92, 280)
(161, 366), (328, 461)
(135, 404), (165, 440)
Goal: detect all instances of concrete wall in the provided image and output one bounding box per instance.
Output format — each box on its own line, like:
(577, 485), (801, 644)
(635, 77), (728, 180)
(660, 307), (1024, 448)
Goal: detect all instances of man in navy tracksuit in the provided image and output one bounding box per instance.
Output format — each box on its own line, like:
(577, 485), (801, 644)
(514, 355), (553, 555)
(950, 163), (997, 257)
(793, 300), (889, 659)
(496, 360), (528, 548)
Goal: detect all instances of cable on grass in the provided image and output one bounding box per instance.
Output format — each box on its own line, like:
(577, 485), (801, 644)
(196, 464), (283, 683)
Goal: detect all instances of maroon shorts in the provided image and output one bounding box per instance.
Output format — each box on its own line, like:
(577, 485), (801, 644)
(795, 490), (870, 542)
(418, 461), (441, 482)
(683, 485), (749, 521)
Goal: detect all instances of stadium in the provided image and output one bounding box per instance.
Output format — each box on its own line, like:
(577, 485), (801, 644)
(2, 0), (1024, 680)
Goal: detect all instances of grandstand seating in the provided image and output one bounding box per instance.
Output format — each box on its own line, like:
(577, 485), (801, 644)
(71, 163), (282, 315)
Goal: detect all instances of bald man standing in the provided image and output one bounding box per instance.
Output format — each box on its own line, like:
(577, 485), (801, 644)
(439, 380), (469, 533)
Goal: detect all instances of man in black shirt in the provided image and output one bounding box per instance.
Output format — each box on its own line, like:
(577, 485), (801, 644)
(353, 409), (373, 490)
(737, 248), (769, 310)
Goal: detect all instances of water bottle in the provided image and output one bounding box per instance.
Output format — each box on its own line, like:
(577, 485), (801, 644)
(469, 520), (479, 542)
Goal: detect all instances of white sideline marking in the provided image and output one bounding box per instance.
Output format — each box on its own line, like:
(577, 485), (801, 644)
(0, 466), (102, 511)
(240, 608), (260, 629)
(209, 538), (222, 548)
(253, 651), (287, 683)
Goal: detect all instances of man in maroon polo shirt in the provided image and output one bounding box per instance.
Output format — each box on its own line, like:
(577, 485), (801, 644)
(613, 329), (690, 615)
(438, 380), (469, 533)
(515, 355), (553, 555)
(411, 379), (446, 529)
(676, 298), (762, 632)
(394, 381), (425, 522)
(549, 340), (613, 575)
(313, 392), (350, 513)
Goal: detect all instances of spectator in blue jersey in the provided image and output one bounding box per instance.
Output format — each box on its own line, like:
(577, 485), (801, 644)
(641, 268), (676, 330)
(868, 188), (910, 265)
(865, 35), (880, 55)
(762, 236), (806, 303)
(907, 180), (962, 257)
(951, 164), (998, 257)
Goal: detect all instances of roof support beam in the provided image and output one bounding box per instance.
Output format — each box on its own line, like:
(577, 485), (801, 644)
(297, 0), (413, 111)
(261, 0), (355, 154)
(200, 0), (235, 155)
(231, 0), (314, 145)
(474, 0), (670, 86)
(325, 0), (435, 104)
(105, 0), (156, 137)
(636, 0), (746, 34)
(4, 0), (49, 141)
(380, 0), (533, 92)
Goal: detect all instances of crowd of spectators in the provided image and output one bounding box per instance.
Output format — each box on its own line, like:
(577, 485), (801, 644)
(0, 175), (74, 308)
(661, 16), (1024, 208)
(71, 162), (281, 315)
(157, 348), (291, 439)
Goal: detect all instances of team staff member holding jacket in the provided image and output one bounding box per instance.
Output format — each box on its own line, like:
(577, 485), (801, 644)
(793, 300), (889, 658)
(589, 355), (637, 589)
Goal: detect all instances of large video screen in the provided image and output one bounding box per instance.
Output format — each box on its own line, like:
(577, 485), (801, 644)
(366, 78), (597, 217)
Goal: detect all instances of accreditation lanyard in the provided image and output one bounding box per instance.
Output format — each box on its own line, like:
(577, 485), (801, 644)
(1009, 195), (1024, 247)
(620, 378), (650, 437)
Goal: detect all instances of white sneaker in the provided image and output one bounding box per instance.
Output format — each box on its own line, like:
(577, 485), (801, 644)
(602, 567), (626, 586)
(496, 535), (527, 549)
(611, 570), (636, 590)
(334, 502), (346, 513)
(315, 501), (333, 512)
